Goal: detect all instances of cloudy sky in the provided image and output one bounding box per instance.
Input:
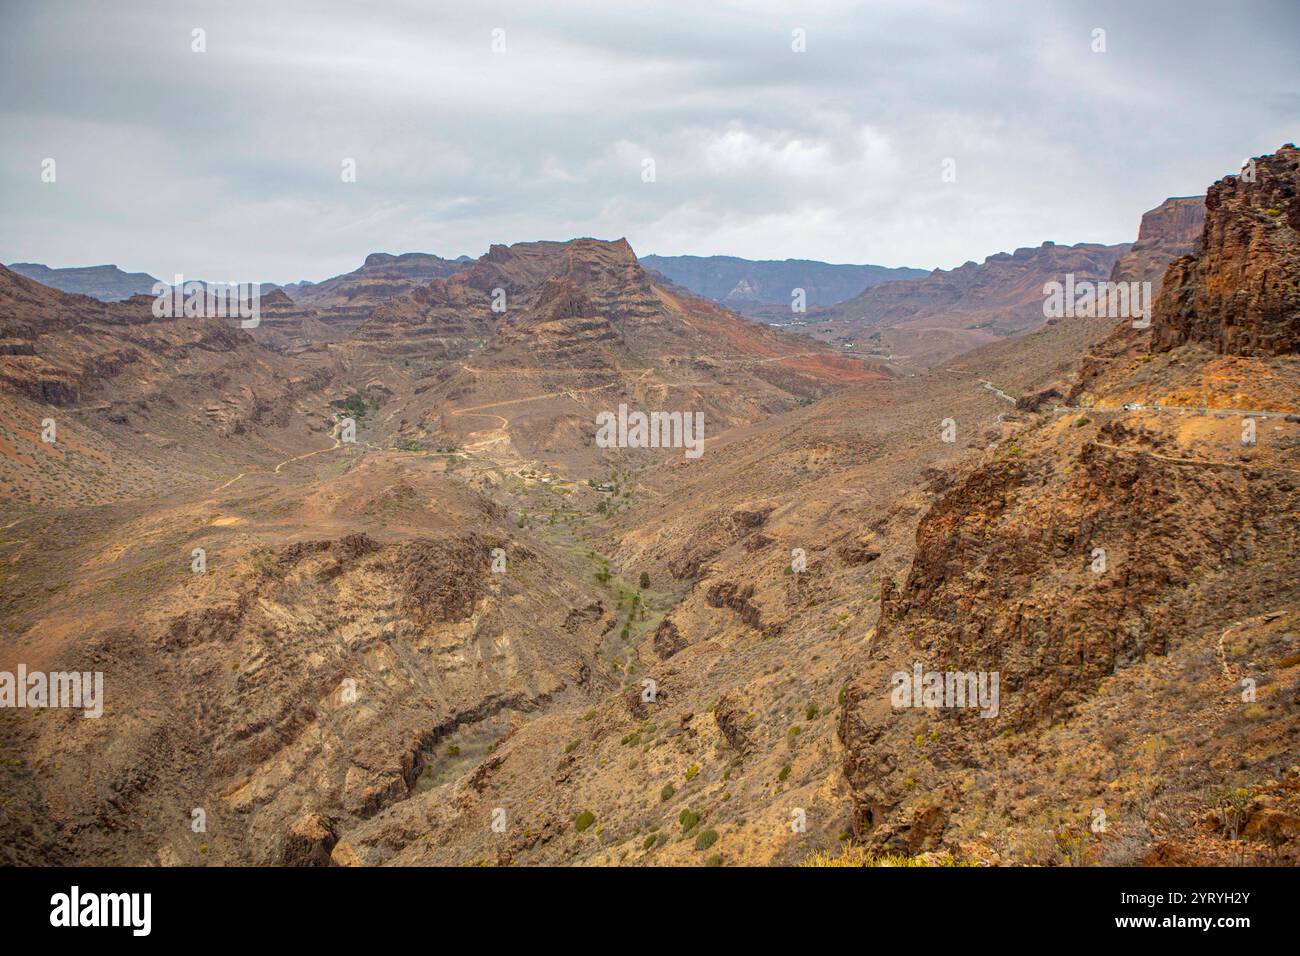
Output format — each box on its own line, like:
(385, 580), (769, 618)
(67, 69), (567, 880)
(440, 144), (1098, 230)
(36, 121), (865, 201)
(2, 0), (1297, 284)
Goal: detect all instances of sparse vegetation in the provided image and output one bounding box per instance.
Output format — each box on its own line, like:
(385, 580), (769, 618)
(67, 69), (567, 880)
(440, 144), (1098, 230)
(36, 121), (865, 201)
(802, 844), (969, 867)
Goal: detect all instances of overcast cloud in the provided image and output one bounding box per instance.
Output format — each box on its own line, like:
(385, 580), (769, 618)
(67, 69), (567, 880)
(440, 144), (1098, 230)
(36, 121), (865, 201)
(1, 0), (1297, 283)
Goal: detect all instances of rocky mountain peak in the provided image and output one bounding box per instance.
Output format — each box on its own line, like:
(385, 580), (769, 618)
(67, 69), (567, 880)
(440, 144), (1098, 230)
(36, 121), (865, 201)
(1135, 196), (1206, 244)
(1108, 195), (1205, 290)
(1151, 144), (1300, 356)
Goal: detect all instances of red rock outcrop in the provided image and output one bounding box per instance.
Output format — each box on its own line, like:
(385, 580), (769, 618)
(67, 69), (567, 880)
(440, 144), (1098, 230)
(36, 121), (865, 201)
(1151, 144), (1300, 356)
(1108, 196), (1205, 291)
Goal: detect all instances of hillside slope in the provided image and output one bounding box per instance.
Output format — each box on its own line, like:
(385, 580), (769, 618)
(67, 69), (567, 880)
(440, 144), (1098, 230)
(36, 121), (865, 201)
(352, 238), (888, 471)
(0, 265), (340, 505)
(839, 144), (1300, 866)
(809, 241), (1130, 370)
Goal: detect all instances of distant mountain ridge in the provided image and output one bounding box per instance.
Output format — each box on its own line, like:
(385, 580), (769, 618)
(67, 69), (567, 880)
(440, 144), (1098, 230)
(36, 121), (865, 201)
(808, 240), (1131, 369)
(5, 262), (160, 301)
(291, 251), (474, 326)
(1108, 196), (1205, 292)
(640, 254), (926, 319)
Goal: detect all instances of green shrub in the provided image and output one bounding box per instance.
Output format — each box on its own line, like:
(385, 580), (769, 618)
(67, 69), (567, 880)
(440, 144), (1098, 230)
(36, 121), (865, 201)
(685, 764), (700, 781)
(704, 853), (722, 867)
(575, 811), (595, 832)
(694, 829), (719, 851)
(660, 783), (675, 802)
(805, 703), (820, 720)
(642, 833), (658, 851)
(779, 764), (791, 782)
(679, 809), (700, 833)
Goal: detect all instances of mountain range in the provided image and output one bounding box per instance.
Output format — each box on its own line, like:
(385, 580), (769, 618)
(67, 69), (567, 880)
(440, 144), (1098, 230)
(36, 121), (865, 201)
(805, 241), (1133, 369)
(640, 255), (927, 320)
(1, 145), (1296, 869)
(5, 262), (161, 301)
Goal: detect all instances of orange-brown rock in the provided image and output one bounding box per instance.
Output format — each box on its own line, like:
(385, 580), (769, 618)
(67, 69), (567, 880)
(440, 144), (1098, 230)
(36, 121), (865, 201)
(1152, 144), (1300, 356)
(1108, 196), (1205, 292)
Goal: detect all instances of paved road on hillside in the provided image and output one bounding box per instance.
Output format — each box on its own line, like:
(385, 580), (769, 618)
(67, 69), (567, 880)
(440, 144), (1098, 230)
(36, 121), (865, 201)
(980, 378), (1298, 420)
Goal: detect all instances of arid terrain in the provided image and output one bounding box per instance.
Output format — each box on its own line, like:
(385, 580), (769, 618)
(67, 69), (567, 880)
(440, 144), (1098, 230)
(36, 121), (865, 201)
(806, 240), (1133, 371)
(1, 145), (1297, 869)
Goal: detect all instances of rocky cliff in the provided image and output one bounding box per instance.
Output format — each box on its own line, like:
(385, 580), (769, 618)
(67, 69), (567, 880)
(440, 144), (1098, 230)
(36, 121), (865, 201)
(292, 251), (473, 329)
(1108, 196), (1205, 291)
(837, 146), (1300, 866)
(1152, 145), (1300, 356)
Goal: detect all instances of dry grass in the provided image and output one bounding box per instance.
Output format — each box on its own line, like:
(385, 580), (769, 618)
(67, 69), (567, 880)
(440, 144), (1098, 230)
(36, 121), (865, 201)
(800, 843), (971, 867)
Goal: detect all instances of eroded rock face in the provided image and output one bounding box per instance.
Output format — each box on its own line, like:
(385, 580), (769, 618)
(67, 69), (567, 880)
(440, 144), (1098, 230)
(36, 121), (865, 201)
(281, 812), (337, 866)
(651, 618), (687, 660)
(1152, 144), (1300, 356)
(1108, 196), (1205, 293)
(836, 148), (1300, 861)
(840, 424), (1300, 849)
(1, 490), (613, 866)
(293, 251), (471, 328)
(713, 692), (757, 755)
(247, 288), (338, 354)
(875, 438), (1283, 729)
(705, 581), (763, 630)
